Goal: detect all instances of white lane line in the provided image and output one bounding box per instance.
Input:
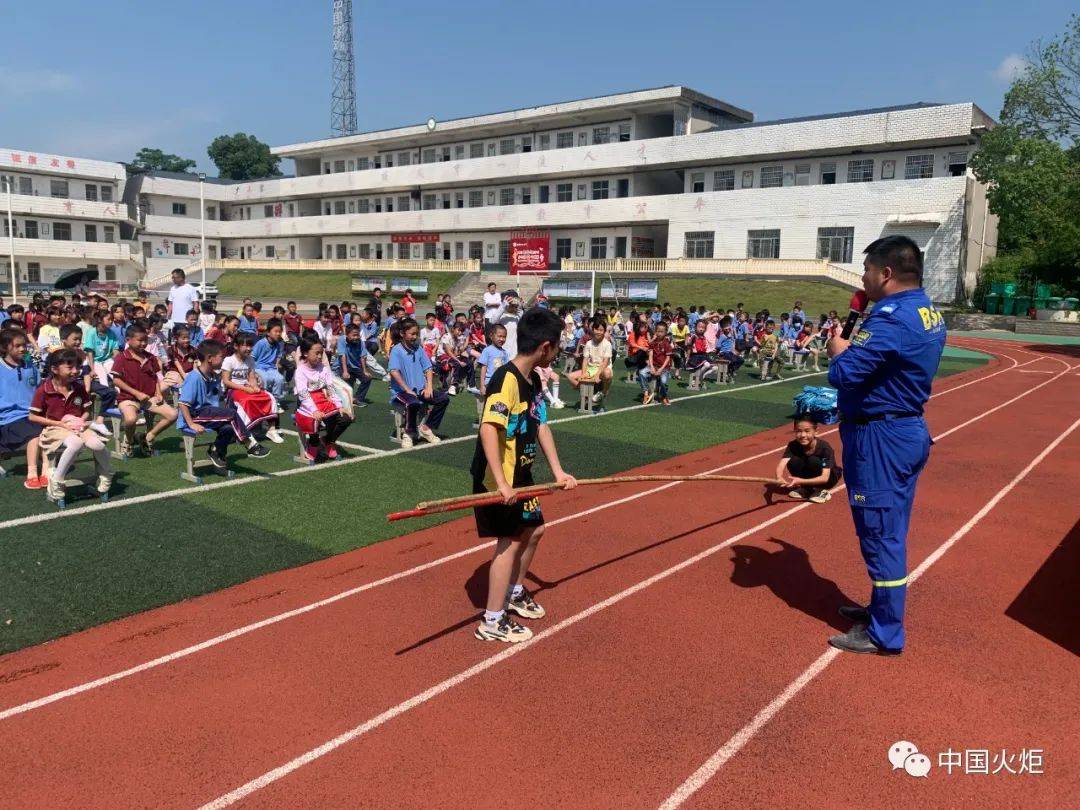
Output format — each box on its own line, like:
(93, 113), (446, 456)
(196, 359), (1069, 808)
(0, 348), (1025, 720)
(0, 370), (826, 532)
(659, 411), (1080, 809)
(278, 430), (381, 455)
(1018, 369), (1055, 374)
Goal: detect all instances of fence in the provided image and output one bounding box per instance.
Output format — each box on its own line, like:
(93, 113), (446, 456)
(558, 257), (861, 287)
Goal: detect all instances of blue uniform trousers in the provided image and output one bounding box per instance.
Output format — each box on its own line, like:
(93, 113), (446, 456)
(840, 416), (931, 651)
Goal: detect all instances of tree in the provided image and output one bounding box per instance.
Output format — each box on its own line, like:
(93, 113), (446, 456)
(131, 147), (196, 173)
(1001, 14), (1080, 143)
(207, 133), (282, 181)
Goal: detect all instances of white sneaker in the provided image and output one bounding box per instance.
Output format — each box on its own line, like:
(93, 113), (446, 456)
(89, 422), (112, 438)
(418, 424), (442, 444)
(551, 398), (565, 409)
(400, 434), (414, 449)
(466, 386), (481, 397)
(382, 374), (391, 383)
(447, 385), (457, 396)
(96, 475), (112, 495)
(264, 427), (285, 444)
(591, 392), (603, 404)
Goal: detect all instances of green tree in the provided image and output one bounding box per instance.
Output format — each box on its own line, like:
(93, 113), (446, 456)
(1000, 14), (1080, 142)
(130, 147), (196, 173)
(207, 133), (282, 181)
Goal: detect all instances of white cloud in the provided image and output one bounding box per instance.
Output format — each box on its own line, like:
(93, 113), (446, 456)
(992, 54), (1029, 84)
(0, 67), (77, 96)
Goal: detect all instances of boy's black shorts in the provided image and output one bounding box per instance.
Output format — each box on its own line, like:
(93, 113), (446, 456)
(0, 418), (42, 454)
(472, 481), (545, 538)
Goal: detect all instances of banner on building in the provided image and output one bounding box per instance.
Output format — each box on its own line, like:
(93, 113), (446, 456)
(390, 233), (440, 244)
(510, 229), (550, 275)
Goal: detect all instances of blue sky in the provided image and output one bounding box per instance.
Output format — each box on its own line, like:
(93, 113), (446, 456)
(1, 0), (1074, 175)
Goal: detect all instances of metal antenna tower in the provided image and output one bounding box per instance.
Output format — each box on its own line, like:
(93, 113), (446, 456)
(330, 0), (357, 136)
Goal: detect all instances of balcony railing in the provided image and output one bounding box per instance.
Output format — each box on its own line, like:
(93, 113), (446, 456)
(559, 257), (863, 288)
(4, 193), (128, 221)
(206, 258), (481, 273)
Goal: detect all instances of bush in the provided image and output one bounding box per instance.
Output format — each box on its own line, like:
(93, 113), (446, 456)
(973, 252), (1031, 306)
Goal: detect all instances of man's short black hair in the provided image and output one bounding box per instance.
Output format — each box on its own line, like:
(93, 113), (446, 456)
(864, 235), (923, 282)
(516, 306), (563, 356)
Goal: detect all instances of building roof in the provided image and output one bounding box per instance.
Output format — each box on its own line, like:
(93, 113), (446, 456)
(737, 102), (947, 129)
(272, 85), (754, 157)
(130, 169), (294, 184)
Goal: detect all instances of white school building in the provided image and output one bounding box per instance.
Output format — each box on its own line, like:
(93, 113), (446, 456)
(3, 85), (998, 303)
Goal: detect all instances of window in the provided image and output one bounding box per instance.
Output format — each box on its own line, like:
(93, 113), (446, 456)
(556, 183), (573, 203)
(590, 237), (608, 259)
(348, 201), (355, 213)
(422, 148), (436, 164)
(100, 185), (113, 202)
(900, 154), (933, 180)
(174, 242), (189, 255)
(684, 231), (714, 259)
(795, 164), (811, 186)
(441, 147), (451, 162)
(262, 204), (273, 217)
(691, 172), (705, 193)
(617, 178), (629, 198)
(499, 139), (515, 155)
(423, 242), (437, 260)
(487, 190), (496, 205)
(578, 132), (587, 146)
(947, 151), (968, 176)
(847, 159), (873, 183)
(713, 169), (735, 191)
(24, 220), (38, 239)
(619, 123), (631, 142)
(820, 162), (837, 185)
(20, 176), (33, 195)
(334, 200), (346, 215)
(498, 240), (510, 263)
(521, 136), (532, 153)
(323, 162), (331, 174)
(556, 238), (572, 260)
(746, 229), (780, 259)
(469, 241), (483, 260)
(592, 126), (610, 144)
(470, 142), (484, 159)
(397, 151), (411, 166)
(265, 245), (276, 259)
(357, 244), (369, 259)
(84, 224), (97, 242)
(539, 134), (550, 150)
(334, 160), (346, 173)
(423, 194), (436, 210)
(499, 188), (515, 206)
(347, 160), (355, 171)
(27, 263), (41, 284)
(358, 157), (370, 170)
(335, 244), (347, 260)
(539, 185), (550, 203)
(359, 199), (370, 214)
(741, 170), (754, 188)
(53, 223), (71, 241)
(556, 131), (574, 149)
(104, 265), (116, 281)
(51, 180), (69, 198)
(592, 180), (610, 200)
(396, 243), (409, 259)
(760, 166), (784, 188)
(85, 184), (98, 201)
(172, 201), (187, 215)
(455, 192), (464, 209)
(576, 184), (587, 200)
(209, 246), (217, 259)
(104, 225), (115, 243)
(521, 187), (531, 205)
(817, 227), (855, 263)
(468, 190), (483, 207)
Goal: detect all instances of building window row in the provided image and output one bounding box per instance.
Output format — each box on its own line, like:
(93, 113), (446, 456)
(681, 226), (857, 262)
(1, 176), (113, 202)
(2, 218), (110, 243)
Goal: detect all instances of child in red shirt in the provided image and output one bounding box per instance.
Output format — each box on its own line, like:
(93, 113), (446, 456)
(110, 323), (177, 455)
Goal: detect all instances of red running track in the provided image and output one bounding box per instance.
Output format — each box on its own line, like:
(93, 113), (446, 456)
(0, 338), (1076, 808)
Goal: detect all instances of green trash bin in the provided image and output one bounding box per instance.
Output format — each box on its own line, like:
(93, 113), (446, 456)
(1033, 296), (1050, 310)
(1035, 283), (1052, 298)
(1063, 297), (1079, 311)
(991, 281), (1018, 296)
(1001, 296), (1017, 316)
(984, 293), (1001, 314)
(1046, 297), (1063, 310)
(1013, 296), (1032, 317)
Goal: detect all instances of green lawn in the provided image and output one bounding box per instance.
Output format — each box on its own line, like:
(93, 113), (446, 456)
(215, 270), (465, 303)
(0, 354), (985, 654)
(551, 279), (853, 316)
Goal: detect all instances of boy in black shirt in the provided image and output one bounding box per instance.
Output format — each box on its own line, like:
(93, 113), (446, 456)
(772, 416), (840, 503)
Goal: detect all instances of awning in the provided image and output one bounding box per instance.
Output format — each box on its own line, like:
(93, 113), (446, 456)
(886, 213), (945, 226)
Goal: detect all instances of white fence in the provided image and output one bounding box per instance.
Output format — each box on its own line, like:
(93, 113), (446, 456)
(559, 257), (862, 288)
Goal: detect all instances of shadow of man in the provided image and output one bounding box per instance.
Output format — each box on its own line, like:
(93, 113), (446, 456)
(730, 537), (856, 631)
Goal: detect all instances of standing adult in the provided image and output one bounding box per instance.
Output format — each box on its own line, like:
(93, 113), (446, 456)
(165, 268), (200, 333)
(367, 287), (384, 324)
(826, 235), (945, 656)
(483, 282), (501, 323)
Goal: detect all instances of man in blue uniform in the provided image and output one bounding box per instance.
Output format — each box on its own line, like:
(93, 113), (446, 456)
(826, 235), (945, 655)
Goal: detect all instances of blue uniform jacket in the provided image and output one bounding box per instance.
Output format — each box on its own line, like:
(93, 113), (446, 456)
(827, 288), (946, 419)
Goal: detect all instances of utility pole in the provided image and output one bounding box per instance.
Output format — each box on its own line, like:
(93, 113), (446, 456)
(331, 0), (358, 136)
(4, 178), (15, 304)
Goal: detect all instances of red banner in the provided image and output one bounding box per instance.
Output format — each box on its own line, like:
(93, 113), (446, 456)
(391, 232), (440, 244)
(510, 230), (550, 275)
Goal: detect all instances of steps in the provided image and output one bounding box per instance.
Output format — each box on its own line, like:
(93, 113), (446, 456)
(446, 271), (546, 309)
(1015, 319), (1080, 337)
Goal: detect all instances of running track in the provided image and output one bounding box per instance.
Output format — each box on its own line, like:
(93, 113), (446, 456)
(0, 338), (1076, 807)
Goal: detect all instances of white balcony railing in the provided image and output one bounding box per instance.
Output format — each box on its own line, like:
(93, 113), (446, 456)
(11, 238), (132, 262)
(559, 257), (863, 288)
(206, 258), (481, 273)
(5, 193), (128, 221)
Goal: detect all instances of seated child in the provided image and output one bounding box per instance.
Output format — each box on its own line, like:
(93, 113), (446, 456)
(293, 336), (353, 460)
(435, 321), (473, 396)
(684, 319), (716, 382)
(28, 348), (112, 502)
(250, 318), (287, 398)
(176, 339), (271, 469)
(183, 309), (205, 347)
(334, 323), (375, 406)
(536, 363), (564, 408)
(388, 319), (450, 449)
(769, 415), (840, 503)
(758, 320), (782, 381)
(163, 325), (196, 394)
(716, 318), (745, 377)
(792, 323), (821, 371)
(638, 321), (674, 405)
(0, 327), (45, 488)
(110, 323), (177, 456)
(221, 332), (284, 444)
(566, 321), (613, 407)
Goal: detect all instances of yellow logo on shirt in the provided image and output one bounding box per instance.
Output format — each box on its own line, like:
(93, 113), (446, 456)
(852, 330), (872, 346)
(917, 306), (943, 330)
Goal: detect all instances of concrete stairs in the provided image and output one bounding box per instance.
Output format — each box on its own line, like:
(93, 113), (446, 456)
(447, 271), (546, 309)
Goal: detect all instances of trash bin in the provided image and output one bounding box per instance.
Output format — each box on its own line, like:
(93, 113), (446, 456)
(984, 293), (1001, 314)
(1046, 297), (1063, 310)
(1033, 296), (1050, 310)
(1001, 296), (1017, 316)
(1013, 296), (1032, 317)
(1063, 297), (1079, 311)
(1035, 283), (1052, 298)
(991, 281), (1017, 296)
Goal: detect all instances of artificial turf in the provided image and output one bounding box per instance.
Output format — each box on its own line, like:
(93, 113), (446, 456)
(0, 353), (986, 654)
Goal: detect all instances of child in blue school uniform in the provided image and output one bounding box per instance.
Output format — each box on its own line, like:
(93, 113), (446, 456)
(335, 323), (374, 406)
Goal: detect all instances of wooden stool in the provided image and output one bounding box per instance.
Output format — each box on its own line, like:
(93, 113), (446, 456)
(716, 359), (731, 384)
(579, 382), (595, 413)
(180, 428), (234, 485)
(390, 406), (406, 444)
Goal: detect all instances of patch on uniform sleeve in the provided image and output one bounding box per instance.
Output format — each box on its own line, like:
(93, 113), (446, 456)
(852, 329), (872, 346)
(878, 305), (896, 314)
(488, 401), (509, 416)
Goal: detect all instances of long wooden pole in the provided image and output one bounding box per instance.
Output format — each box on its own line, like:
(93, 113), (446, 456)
(387, 474), (782, 522)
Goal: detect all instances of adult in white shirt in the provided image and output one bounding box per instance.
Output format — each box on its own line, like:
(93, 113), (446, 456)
(166, 268), (200, 331)
(492, 296), (522, 359)
(482, 282), (502, 323)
